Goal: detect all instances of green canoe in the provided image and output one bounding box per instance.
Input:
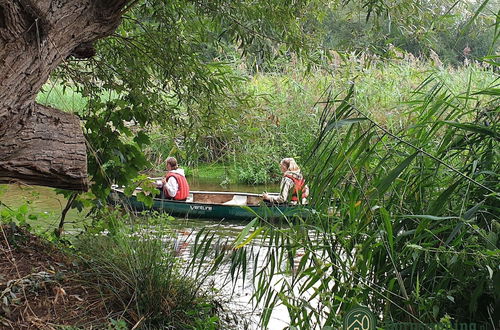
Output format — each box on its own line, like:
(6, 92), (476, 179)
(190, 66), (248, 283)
(109, 187), (310, 221)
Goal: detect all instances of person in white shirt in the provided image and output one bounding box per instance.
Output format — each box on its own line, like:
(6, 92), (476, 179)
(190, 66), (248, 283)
(160, 157), (190, 200)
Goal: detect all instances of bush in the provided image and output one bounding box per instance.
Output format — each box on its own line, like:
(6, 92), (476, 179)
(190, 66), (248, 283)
(75, 213), (219, 328)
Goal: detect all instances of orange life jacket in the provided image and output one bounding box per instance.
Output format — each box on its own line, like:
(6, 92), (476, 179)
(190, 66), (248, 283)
(284, 174), (308, 202)
(164, 172), (190, 200)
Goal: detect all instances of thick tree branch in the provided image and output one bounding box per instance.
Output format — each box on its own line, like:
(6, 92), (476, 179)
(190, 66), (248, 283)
(0, 104), (88, 191)
(0, 0), (134, 190)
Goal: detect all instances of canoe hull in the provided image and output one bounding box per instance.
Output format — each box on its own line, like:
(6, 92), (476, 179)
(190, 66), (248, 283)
(109, 190), (308, 221)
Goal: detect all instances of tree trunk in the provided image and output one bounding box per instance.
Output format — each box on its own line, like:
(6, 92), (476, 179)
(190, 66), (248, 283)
(0, 0), (131, 191)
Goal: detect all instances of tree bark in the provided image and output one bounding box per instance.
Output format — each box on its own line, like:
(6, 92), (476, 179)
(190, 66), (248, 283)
(0, 0), (131, 191)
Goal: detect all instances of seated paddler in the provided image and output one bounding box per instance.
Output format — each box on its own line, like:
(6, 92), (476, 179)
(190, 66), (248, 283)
(156, 157), (190, 201)
(262, 158), (309, 205)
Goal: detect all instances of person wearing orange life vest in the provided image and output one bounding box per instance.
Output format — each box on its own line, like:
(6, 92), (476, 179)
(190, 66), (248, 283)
(161, 157), (190, 201)
(263, 158), (309, 205)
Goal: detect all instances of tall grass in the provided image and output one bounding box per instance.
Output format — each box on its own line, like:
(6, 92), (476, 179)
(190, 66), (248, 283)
(36, 80), (117, 115)
(231, 58), (496, 184)
(74, 211), (220, 328)
(36, 81), (87, 113)
(194, 65), (499, 328)
(37, 58), (497, 187)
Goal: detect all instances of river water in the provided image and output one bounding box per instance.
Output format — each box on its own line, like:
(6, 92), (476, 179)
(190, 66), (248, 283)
(0, 180), (295, 329)
(0, 179), (278, 230)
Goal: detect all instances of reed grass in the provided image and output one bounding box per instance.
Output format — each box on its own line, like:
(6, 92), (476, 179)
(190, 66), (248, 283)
(226, 58), (498, 184)
(36, 58), (497, 186)
(192, 62), (499, 328)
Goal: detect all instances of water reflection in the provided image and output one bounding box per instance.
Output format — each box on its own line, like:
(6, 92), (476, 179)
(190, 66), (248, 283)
(0, 178), (279, 227)
(168, 220), (297, 329)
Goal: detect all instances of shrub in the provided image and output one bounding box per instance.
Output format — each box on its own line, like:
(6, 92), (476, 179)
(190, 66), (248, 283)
(75, 214), (219, 328)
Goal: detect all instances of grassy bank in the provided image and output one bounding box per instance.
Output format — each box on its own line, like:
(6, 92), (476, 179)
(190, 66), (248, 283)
(37, 82), (87, 113)
(158, 58), (496, 184)
(75, 212), (221, 329)
(0, 212), (227, 329)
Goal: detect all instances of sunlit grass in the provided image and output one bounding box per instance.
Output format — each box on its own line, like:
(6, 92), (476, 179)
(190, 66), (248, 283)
(36, 80), (118, 114)
(36, 81), (87, 113)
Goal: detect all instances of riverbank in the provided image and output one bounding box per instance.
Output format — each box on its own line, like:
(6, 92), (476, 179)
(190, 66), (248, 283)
(0, 222), (228, 329)
(0, 174), (278, 234)
(0, 224), (107, 328)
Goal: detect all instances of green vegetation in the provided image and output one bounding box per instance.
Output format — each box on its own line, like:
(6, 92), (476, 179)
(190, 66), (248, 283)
(184, 163), (234, 182)
(3, 0), (499, 328)
(75, 212), (220, 329)
(38, 58), (497, 185)
(214, 63), (499, 327)
(40, 0), (497, 199)
(319, 0), (497, 65)
(36, 82), (87, 113)
(0, 209), (224, 328)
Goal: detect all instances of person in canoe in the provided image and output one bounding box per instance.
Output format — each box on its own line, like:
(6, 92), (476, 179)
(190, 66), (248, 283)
(263, 158), (309, 205)
(158, 157), (190, 201)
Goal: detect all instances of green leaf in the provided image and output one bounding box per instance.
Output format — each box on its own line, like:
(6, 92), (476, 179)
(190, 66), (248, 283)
(381, 207), (394, 254)
(18, 204), (28, 215)
(443, 121), (498, 140)
(323, 118), (367, 132)
(429, 180), (461, 215)
(445, 221), (465, 246)
(134, 131), (151, 147)
(407, 244), (423, 250)
(463, 202), (484, 220)
(0, 208), (11, 219)
(235, 227), (264, 249)
(374, 152), (418, 196)
(136, 191), (153, 208)
(473, 87), (500, 96)
(232, 218), (258, 248)
(401, 215), (460, 221)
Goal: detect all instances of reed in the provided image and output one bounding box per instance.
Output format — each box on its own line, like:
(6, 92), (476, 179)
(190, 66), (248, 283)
(196, 64), (499, 328)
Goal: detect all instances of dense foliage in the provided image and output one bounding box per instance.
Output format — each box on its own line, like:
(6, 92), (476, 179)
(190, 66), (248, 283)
(320, 0), (498, 65)
(75, 212), (222, 328)
(43, 0), (323, 200)
(37, 0), (499, 193)
(24, 0), (500, 327)
(202, 63), (499, 328)
(40, 57), (497, 185)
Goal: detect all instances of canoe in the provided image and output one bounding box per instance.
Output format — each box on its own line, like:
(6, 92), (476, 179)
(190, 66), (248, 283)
(108, 186), (309, 221)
